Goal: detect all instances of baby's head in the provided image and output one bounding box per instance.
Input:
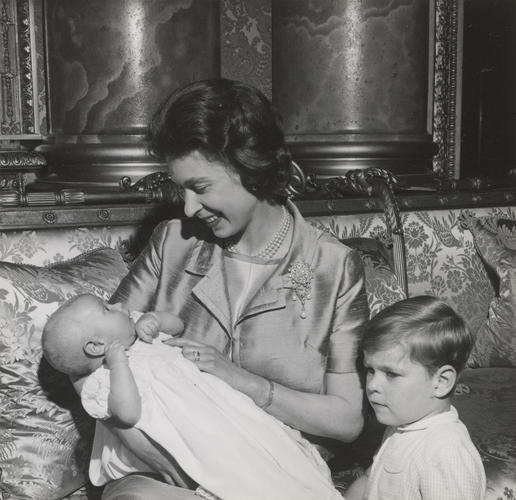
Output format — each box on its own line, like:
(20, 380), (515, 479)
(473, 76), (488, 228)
(42, 293), (136, 377)
(361, 295), (473, 426)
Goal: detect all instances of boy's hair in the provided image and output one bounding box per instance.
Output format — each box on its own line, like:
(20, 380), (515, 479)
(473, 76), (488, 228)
(42, 294), (96, 377)
(361, 295), (474, 374)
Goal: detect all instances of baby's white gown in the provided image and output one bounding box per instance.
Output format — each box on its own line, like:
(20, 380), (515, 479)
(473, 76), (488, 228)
(81, 334), (343, 500)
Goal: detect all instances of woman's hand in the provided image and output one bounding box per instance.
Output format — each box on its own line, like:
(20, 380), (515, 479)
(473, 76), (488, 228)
(164, 340), (364, 443)
(163, 337), (268, 403)
(164, 337), (238, 384)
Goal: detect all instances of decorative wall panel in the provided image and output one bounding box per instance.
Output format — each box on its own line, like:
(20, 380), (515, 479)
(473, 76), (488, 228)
(272, 0), (436, 177)
(220, 0), (271, 99)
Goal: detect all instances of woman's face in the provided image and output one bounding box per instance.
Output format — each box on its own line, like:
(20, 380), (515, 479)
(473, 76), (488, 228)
(167, 150), (259, 240)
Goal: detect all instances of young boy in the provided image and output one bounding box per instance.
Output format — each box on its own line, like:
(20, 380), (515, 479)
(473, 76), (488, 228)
(346, 295), (486, 500)
(42, 293), (342, 500)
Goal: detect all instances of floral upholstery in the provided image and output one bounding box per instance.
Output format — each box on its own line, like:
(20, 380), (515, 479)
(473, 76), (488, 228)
(0, 226), (141, 266)
(308, 216), (406, 316)
(1, 205), (515, 500)
(0, 226), (139, 500)
(308, 208), (516, 499)
(402, 207), (514, 337)
(0, 248), (129, 500)
(461, 213), (516, 368)
(309, 206), (516, 336)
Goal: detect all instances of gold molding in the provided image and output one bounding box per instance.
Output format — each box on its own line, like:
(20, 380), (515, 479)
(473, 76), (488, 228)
(432, 0), (460, 178)
(0, 0), (40, 138)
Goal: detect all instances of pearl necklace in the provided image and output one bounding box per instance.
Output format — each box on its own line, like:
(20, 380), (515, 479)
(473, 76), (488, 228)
(225, 206), (291, 260)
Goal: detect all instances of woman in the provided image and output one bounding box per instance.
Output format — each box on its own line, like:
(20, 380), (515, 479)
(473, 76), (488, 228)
(102, 78), (369, 499)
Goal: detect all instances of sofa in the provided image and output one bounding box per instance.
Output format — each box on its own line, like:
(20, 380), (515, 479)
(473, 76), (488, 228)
(1, 189), (515, 500)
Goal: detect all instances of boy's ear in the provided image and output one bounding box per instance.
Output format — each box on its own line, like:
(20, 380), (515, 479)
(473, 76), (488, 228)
(433, 364), (457, 398)
(83, 339), (105, 358)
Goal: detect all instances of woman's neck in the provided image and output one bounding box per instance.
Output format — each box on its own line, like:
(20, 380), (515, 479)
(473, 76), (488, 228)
(228, 203), (291, 259)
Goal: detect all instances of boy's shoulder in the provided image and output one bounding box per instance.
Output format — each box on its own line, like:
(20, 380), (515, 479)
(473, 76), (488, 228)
(421, 416), (471, 444)
(415, 415), (481, 466)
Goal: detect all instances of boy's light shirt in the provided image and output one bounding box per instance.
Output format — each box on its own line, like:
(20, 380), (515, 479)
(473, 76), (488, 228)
(365, 407), (486, 500)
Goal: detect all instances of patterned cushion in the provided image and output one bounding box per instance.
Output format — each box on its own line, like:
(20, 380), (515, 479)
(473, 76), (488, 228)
(403, 209), (497, 339)
(307, 215), (406, 317)
(0, 248), (129, 500)
(342, 237), (406, 317)
(461, 214), (516, 367)
(0, 226), (141, 266)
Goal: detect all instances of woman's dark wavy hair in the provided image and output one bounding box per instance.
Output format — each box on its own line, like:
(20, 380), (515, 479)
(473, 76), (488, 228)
(147, 78), (292, 202)
(361, 295), (474, 375)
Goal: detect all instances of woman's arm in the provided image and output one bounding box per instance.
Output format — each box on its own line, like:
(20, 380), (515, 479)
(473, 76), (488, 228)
(265, 371), (364, 442)
(258, 249), (367, 441)
(167, 338), (364, 441)
(110, 221), (168, 310)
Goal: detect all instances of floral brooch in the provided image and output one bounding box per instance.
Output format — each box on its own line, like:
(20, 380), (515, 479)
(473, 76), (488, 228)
(288, 260), (313, 319)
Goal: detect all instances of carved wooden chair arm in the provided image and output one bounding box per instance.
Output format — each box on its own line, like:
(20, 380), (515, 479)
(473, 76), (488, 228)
(297, 167), (408, 296)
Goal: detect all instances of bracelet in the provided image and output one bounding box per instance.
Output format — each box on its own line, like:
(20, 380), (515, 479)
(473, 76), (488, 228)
(260, 379), (275, 410)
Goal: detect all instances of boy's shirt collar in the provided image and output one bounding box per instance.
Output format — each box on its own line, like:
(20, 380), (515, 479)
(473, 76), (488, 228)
(395, 405), (458, 432)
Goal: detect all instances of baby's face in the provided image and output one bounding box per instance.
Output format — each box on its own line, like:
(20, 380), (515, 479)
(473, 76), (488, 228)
(363, 344), (439, 427)
(72, 295), (136, 348)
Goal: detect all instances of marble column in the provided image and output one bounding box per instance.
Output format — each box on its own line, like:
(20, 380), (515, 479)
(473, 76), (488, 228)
(272, 0), (436, 178)
(36, 0), (220, 188)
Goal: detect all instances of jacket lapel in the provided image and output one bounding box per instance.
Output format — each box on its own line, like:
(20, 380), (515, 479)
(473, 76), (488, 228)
(185, 240), (232, 336)
(236, 201), (318, 324)
(235, 274), (286, 325)
(182, 202), (318, 329)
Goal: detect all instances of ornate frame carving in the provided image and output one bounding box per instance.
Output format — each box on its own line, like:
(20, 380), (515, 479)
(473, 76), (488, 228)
(0, 0), (40, 138)
(432, 0), (461, 178)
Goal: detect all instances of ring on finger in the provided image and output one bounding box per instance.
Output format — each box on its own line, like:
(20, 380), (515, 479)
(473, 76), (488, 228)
(193, 350), (201, 362)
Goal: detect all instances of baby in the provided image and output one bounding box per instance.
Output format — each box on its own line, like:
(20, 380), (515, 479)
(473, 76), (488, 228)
(346, 295), (486, 500)
(42, 293), (342, 500)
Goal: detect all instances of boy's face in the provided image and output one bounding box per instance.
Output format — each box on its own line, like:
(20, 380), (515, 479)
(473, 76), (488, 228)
(72, 295), (136, 347)
(363, 344), (441, 427)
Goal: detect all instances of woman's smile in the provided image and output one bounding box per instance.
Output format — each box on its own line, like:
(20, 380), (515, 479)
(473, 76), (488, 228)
(168, 151), (260, 241)
(203, 215), (219, 226)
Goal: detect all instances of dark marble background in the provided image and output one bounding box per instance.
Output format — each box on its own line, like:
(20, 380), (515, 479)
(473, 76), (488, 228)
(31, 0), (271, 141)
(45, 0), (220, 139)
(272, 0), (430, 137)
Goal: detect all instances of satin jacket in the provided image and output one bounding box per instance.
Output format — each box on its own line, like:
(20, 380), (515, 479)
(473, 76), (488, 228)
(112, 202), (369, 394)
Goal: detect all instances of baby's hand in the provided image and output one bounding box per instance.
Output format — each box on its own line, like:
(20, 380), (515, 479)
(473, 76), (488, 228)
(136, 313), (160, 343)
(104, 340), (129, 369)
